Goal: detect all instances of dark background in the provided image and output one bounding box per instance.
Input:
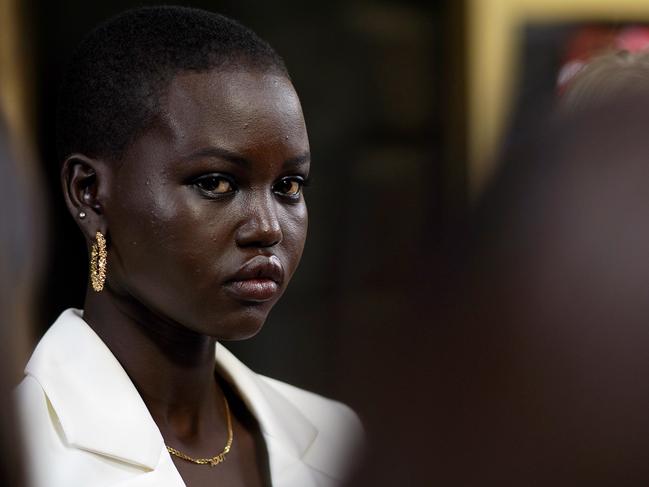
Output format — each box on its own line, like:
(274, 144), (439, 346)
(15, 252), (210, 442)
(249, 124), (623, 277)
(25, 0), (467, 408)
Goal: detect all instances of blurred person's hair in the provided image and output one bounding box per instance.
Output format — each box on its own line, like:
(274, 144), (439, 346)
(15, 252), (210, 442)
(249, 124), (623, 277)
(57, 5), (288, 162)
(562, 49), (649, 111)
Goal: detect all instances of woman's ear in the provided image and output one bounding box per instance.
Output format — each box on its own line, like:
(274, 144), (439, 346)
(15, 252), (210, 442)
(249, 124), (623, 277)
(61, 154), (110, 241)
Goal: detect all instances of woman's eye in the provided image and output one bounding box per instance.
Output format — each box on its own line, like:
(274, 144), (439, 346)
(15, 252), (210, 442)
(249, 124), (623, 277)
(193, 175), (236, 195)
(273, 177), (304, 197)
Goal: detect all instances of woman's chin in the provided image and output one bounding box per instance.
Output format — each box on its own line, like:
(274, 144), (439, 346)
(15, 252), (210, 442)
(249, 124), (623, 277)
(204, 309), (269, 341)
(215, 324), (265, 341)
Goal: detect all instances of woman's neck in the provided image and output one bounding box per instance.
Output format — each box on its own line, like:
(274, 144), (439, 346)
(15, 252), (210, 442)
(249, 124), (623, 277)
(82, 286), (224, 440)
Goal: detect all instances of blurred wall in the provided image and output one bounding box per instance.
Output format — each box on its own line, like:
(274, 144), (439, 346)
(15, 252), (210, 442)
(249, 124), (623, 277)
(0, 0), (32, 149)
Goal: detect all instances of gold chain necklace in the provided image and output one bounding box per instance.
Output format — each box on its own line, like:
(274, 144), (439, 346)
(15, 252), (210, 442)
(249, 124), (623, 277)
(166, 397), (233, 467)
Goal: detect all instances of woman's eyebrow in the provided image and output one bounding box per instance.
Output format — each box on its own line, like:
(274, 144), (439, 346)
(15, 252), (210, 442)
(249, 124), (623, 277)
(283, 152), (310, 169)
(181, 147), (250, 167)
(180, 147), (310, 169)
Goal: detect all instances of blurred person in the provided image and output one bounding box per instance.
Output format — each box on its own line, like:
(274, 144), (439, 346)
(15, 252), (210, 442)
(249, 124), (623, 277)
(0, 116), (39, 487)
(16, 6), (362, 487)
(433, 98), (649, 484)
(347, 94), (649, 485)
(557, 25), (649, 94)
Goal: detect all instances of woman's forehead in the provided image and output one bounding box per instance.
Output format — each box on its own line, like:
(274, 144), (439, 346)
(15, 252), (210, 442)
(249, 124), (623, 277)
(119, 69), (309, 171)
(162, 70), (303, 130)
(146, 70), (307, 158)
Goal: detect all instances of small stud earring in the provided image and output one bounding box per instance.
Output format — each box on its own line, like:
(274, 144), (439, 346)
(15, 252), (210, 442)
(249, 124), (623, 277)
(79, 211), (86, 219)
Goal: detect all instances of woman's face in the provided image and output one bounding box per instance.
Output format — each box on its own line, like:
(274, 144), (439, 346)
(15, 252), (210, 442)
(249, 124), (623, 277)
(104, 69), (310, 339)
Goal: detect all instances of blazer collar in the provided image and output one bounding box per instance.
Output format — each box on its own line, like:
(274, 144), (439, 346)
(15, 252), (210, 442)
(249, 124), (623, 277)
(215, 342), (318, 459)
(25, 309), (164, 469)
(25, 309), (319, 472)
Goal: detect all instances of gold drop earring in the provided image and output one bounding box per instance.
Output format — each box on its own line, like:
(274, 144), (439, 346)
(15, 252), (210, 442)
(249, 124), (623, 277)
(90, 231), (108, 292)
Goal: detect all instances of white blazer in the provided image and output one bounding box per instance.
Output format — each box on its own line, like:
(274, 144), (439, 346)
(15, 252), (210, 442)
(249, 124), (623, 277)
(16, 309), (363, 487)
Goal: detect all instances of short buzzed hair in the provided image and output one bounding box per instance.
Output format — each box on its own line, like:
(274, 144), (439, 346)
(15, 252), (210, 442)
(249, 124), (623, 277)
(57, 6), (288, 162)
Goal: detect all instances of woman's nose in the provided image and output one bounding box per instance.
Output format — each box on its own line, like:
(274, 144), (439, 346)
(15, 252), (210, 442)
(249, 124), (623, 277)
(235, 194), (283, 248)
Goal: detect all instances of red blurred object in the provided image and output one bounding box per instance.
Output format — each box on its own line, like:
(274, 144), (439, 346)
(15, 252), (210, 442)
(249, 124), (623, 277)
(615, 26), (649, 52)
(557, 24), (649, 94)
(563, 25), (617, 61)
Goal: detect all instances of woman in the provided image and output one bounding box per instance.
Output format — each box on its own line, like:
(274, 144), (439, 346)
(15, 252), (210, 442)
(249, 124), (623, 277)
(17, 6), (362, 487)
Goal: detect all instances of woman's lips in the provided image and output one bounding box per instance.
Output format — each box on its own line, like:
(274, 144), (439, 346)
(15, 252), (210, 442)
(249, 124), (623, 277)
(224, 278), (279, 302)
(223, 255), (284, 303)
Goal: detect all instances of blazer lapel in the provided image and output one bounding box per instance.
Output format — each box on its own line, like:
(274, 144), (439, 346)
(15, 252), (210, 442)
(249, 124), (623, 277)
(105, 461), (185, 487)
(214, 344), (320, 479)
(214, 346), (361, 484)
(25, 309), (166, 471)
